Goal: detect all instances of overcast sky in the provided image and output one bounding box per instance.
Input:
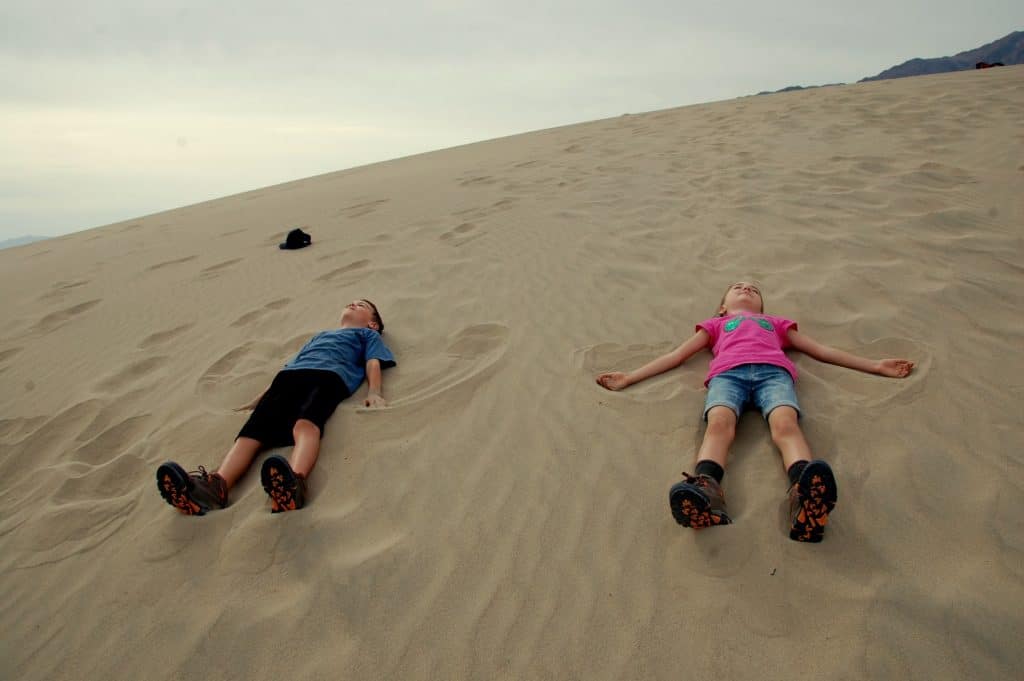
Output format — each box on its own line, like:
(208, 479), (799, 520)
(0, 2), (1019, 241)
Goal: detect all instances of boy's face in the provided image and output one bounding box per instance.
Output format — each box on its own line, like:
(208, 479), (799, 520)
(719, 281), (763, 315)
(340, 300), (379, 330)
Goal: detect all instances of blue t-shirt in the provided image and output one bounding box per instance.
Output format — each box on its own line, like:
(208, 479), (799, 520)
(283, 327), (396, 393)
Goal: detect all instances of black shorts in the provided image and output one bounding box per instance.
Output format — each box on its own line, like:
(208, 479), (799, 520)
(237, 369), (350, 447)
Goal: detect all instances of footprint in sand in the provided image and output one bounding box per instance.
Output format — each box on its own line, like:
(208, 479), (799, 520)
(381, 323), (510, 410)
(145, 255), (198, 272)
(93, 356), (170, 393)
(338, 198), (389, 219)
(31, 299), (101, 334)
(314, 260), (371, 285)
(576, 342), (706, 403)
(458, 175), (498, 187)
(0, 413), (47, 444)
(37, 279), (90, 302)
(8, 496), (138, 569)
(230, 297), (293, 328)
(11, 481), (139, 569)
(195, 337), (303, 406)
(895, 162), (975, 190)
(450, 197), (519, 223)
(0, 346), (23, 368)
(139, 323), (195, 349)
(71, 415), (152, 464)
(54, 452), (148, 505)
(200, 257), (244, 278)
(439, 222), (483, 247)
(0, 404), (150, 568)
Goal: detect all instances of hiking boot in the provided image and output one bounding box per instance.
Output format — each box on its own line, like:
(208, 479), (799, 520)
(156, 461), (228, 516)
(788, 459), (838, 543)
(260, 455), (306, 513)
(669, 473), (732, 528)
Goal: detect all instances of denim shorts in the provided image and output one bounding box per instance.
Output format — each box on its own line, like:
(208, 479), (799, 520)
(703, 363), (800, 421)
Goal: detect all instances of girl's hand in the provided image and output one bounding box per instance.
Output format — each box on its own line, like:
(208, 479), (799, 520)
(364, 393), (387, 408)
(877, 359), (915, 378)
(596, 372), (631, 391)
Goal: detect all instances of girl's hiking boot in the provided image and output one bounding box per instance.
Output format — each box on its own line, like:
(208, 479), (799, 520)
(261, 455), (306, 513)
(788, 459), (838, 542)
(669, 473), (732, 529)
(156, 462), (228, 515)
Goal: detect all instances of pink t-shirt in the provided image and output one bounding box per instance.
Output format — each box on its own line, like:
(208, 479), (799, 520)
(696, 314), (798, 386)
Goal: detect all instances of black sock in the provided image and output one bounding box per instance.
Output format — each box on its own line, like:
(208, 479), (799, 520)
(787, 460), (809, 486)
(694, 460), (725, 483)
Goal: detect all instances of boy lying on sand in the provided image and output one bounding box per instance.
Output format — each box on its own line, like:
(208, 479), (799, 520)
(156, 299), (395, 514)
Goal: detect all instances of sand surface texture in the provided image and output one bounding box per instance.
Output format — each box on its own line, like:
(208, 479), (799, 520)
(2, 66), (1022, 681)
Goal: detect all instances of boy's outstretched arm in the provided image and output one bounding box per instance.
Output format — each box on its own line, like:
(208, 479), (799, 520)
(786, 329), (914, 378)
(596, 329), (710, 391)
(364, 358), (387, 407)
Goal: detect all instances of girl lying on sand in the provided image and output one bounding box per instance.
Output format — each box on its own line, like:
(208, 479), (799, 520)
(596, 281), (914, 542)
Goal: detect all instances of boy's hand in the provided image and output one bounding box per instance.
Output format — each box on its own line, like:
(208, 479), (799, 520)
(364, 393), (387, 408)
(596, 372), (631, 391)
(876, 359), (915, 378)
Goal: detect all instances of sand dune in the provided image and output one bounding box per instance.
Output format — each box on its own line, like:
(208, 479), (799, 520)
(1, 66), (1022, 681)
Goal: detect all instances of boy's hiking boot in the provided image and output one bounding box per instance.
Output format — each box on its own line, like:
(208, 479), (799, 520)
(788, 459), (838, 543)
(261, 455), (306, 513)
(669, 473), (732, 529)
(156, 462), (228, 515)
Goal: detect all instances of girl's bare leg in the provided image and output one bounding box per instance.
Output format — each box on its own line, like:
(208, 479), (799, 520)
(215, 437), (263, 488)
(289, 419), (322, 478)
(767, 407), (814, 470)
(695, 406), (737, 468)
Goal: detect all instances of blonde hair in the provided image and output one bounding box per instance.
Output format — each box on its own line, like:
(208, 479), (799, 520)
(717, 280), (765, 317)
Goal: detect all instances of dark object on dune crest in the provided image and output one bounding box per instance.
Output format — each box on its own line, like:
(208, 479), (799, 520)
(860, 30), (1022, 82)
(756, 31), (1022, 97)
(279, 228), (312, 250)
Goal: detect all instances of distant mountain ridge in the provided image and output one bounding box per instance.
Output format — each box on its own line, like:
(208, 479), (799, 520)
(0, 235), (49, 250)
(757, 30), (1022, 95)
(860, 30), (1023, 81)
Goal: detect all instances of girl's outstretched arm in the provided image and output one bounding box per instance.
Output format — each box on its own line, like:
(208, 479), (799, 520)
(596, 329), (710, 390)
(787, 329), (914, 378)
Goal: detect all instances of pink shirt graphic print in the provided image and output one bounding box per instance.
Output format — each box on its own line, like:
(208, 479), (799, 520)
(696, 314), (798, 386)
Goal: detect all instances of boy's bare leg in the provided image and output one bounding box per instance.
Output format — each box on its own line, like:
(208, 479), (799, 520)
(767, 407), (813, 470)
(215, 437), (263, 488)
(695, 406), (737, 467)
(289, 419), (322, 478)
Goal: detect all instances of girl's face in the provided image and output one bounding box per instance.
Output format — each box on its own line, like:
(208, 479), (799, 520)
(719, 281), (764, 316)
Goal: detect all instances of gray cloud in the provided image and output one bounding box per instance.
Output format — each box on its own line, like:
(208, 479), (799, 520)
(1, 1), (1019, 239)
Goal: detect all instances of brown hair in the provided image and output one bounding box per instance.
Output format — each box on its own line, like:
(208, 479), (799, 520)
(361, 299), (384, 334)
(717, 280), (765, 317)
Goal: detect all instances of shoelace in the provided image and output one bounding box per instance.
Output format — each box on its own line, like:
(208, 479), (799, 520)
(190, 466), (226, 499)
(192, 465), (211, 480)
(680, 471), (710, 486)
